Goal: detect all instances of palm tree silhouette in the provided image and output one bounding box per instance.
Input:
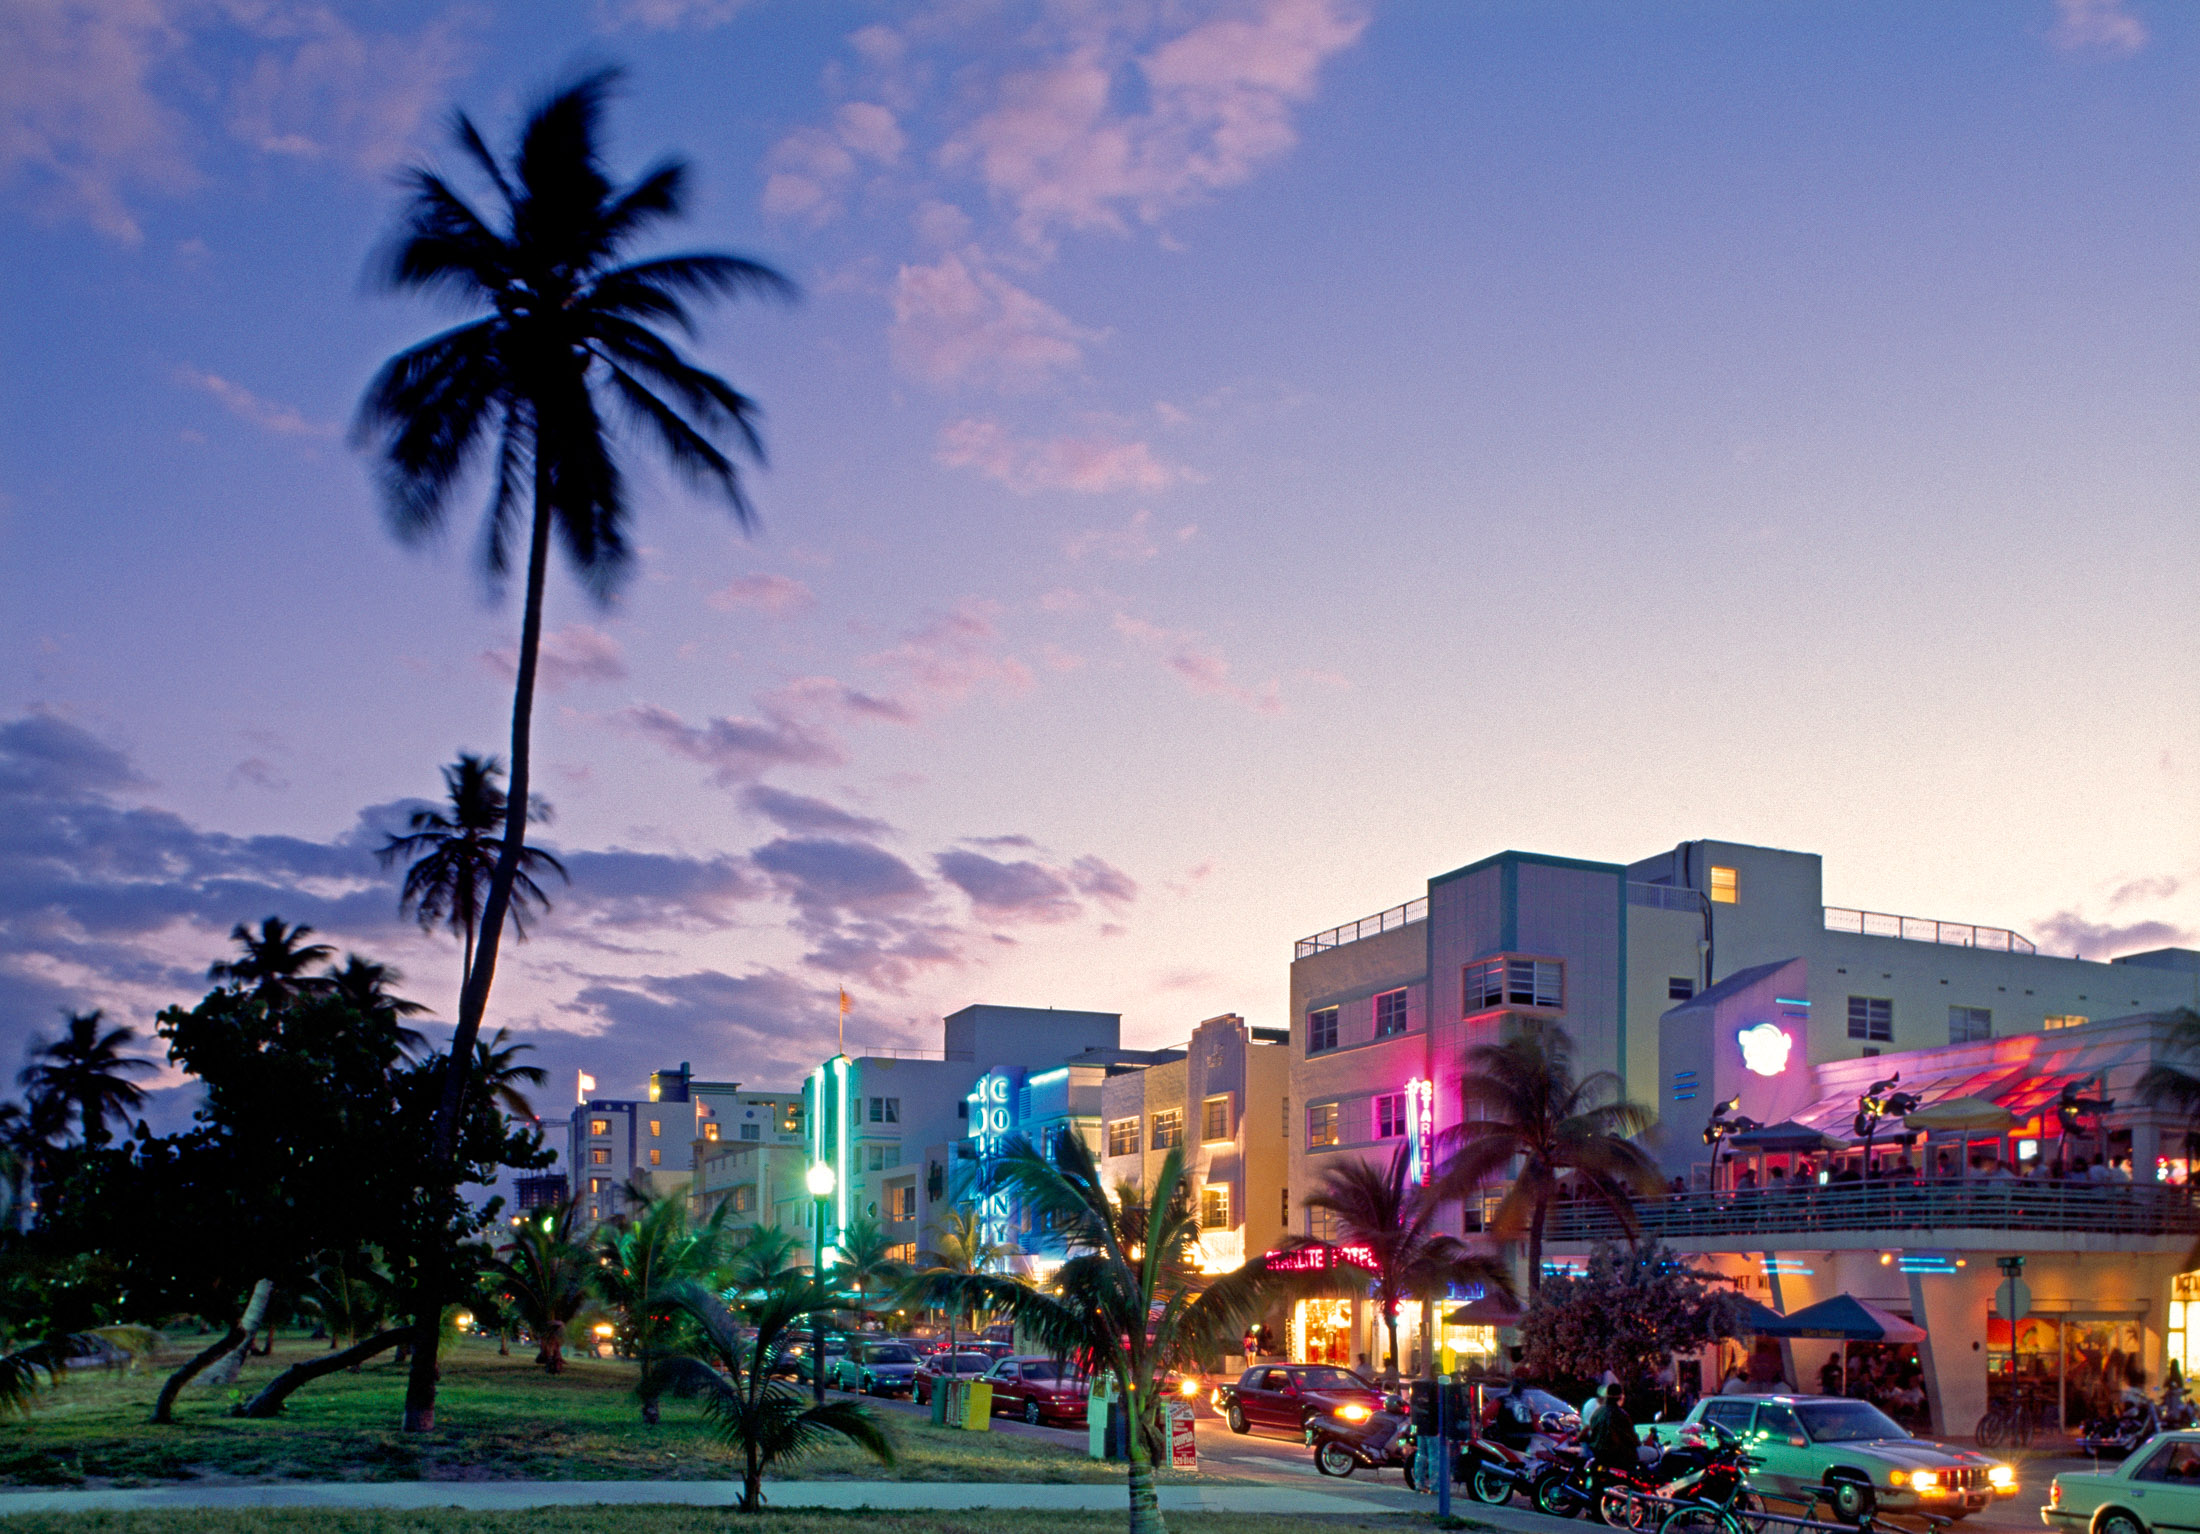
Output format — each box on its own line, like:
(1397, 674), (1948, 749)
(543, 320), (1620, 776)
(1289, 1142), (1513, 1385)
(1428, 1019), (1661, 1296)
(357, 70), (791, 1430)
(378, 754), (566, 991)
(19, 1010), (155, 1148)
(209, 917), (335, 1004)
(472, 1028), (547, 1119)
(324, 954), (431, 1057)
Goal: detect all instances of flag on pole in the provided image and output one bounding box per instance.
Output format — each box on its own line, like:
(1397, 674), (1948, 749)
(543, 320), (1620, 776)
(838, 988), (850, 1054)
(577, 1070), (596, 1104)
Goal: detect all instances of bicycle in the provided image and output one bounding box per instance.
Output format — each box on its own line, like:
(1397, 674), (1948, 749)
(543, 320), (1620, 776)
(1662, 1486), (1947, 1534)
(1976, 1389), (2050, 1449)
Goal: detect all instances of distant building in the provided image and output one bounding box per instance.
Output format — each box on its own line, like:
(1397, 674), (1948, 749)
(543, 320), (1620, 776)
(513, 1172), (568, 1212)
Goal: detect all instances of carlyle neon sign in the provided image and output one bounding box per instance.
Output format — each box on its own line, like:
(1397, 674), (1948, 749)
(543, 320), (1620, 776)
(1406, 1077), (1435, 1186)
(1265, 1241), (1379, 1273)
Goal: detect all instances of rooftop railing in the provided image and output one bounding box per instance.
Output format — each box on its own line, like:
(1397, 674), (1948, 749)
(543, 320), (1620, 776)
(1296, 897), (1429, 958)
(1629, 882), (1708, 914)
(1824, 906), (2037, 955)
(1547, 1179), (2197, 1244)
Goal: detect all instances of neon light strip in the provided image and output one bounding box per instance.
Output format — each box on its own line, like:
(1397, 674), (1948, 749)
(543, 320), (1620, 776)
(1775, 998), (1811, 1007)
(833, 1056), (851, 1233)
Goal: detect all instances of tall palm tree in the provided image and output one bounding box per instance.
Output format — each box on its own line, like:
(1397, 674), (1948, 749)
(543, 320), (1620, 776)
(651, 1274), (894, 1512)
(324, 955), (430, 1057)
(19, 1011), (155, 1147)
(913, 1203), (1013, 1356)
(474, 1028), (547, 1119)
(907, 1133), (1283, 1534)
(480, 1199), (595, 1374)
(1290, 1143), (1513, 1386)
(720, 1225), (802, 1297)
(208, 917), (335, 1004)
(357, 68), (792, 1432)
(378, 754), (566, 991)
(1429, 1019), (1661, 1297)
(591, 1195), (729, 1422)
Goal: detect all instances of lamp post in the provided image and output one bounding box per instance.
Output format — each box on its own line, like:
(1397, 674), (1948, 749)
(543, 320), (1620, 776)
(806, 1160), (836, 1405)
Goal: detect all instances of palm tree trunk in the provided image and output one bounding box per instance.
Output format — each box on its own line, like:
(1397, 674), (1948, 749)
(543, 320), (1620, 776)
(201, 1279), (274, 1389)
(1527, 1198), (1548, 1299)
(240, 1327), (409, 1417)
(1125, 1409), (1168, 1534)
(406, 451), (556, 1436)
(743, 1440), (764, 1512)
(151, 1314), (254, 1425)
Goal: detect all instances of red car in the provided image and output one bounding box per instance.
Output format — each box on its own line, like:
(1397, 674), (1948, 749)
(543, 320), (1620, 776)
(912, 1350), (998, 1405)
(1216, 1363), (1383, 1438)
(984, 1354), (1091, 1426)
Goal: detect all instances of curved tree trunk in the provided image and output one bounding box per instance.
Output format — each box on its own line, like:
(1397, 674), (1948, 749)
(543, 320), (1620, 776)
(240, 1327), (408, 1417)
(742, 1438), (764, 1512)
(406, 454), (555, 1435)
(151, 1321), (250, 1425)
(1125, 1415), (1168, 1534)
(201, 1279), (274, 1390)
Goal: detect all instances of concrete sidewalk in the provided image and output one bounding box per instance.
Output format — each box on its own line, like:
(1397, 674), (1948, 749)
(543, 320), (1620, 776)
(0, 1479), (1414, 1517)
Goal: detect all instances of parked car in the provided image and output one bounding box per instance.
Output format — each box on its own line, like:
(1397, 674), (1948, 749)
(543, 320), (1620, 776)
(770, 1336), (846, 1383)
(2046, 1429), (2200, 1534)
(830, 1339), (921, 1396)
(913, 1350), (1000, 1405)
(1648, 1394), (2012, 1521)
(1215, 1363), (1383, 1438)
(984, 1355), (1091, 1426)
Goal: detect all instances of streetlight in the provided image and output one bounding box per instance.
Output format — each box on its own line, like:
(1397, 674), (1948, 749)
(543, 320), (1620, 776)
(806, 1160), (836, 1405)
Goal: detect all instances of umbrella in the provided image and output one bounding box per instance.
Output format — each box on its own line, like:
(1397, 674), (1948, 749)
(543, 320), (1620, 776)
(1732, 1297), (1787, 1334)
(1447, 1295), (1525, 1328)
(1756, 1294), (1924, 1342)
(1904, 1097), (2017, 1134)
(1728, 1121), (1846, 1153)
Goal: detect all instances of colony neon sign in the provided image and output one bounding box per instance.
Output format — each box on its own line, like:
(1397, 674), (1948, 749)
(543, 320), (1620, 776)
(1406, 1077), (1435, 1186)
(967, 1073), (1014, 1249)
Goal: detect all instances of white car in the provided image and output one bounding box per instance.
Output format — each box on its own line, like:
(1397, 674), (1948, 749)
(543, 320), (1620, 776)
(2046, 1431), (2200, 1534)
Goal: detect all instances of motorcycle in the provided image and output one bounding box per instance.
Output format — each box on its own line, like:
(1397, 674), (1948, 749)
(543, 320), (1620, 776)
(2079, 1399), (2161, 1459)
(1305, 1391), (1414, 1479)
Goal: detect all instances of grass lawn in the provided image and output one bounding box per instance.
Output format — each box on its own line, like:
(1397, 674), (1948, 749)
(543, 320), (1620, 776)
(0, 1514), (1418, 1534)
(0, 1334), (1220, 1490)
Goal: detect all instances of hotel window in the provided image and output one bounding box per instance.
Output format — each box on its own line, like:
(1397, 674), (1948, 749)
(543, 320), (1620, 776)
(647, 1148), (662, 1166)
(703, 1122), (720, 1141)
(740, 1122), (760, 1141)
(1308, 1102), (1340, 1149)
(1308, 1006), (1339, 1053)
(1847, 996), (1893, 1042)
(1152, 1108), (1184, 1150)
(1949, 1006), (1993, 1044)
(1200, 1184), (1230, 1231)
(1202, 1095), (1232, 1142)
(868, 1144), (885, 1171)
(1669, 977), (1696, 1002)
(870, 1096), (900, 1123)
(589, 1118), (610, 1136)
(590, 1148), (611, 1165)
(781, 1103), (803, 1133)
(2045, 1014), (2088, 1031)
(648, 1120), (661, 1137)
(884, 1146), (901, 1169)
(1465, 956), (1563, 1012)
(732, 1186), (754, 1214)
(893, 1186), (917, 1220)
(1106, 1117), (1139, 1157)
(1710, 865), (1738, 904)
(590, 1177), (607, 1195)
(1375, 1093), (1407, 1139)
(1374, 989), (1409, 1038)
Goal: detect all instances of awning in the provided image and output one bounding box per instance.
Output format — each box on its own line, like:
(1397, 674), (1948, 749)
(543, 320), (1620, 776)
(1727, 1121), (1846, 1153)
(1755, 1295), (1925, 1342)
(1904, 1097), (2017, 1134)
(1447, 1295), (1525, 1328)
(1786, 1059), (2122, 1144)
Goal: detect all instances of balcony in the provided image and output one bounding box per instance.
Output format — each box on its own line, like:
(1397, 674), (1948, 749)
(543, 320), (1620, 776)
(1823, 906), (2037, 955)
(1546, 1179), (2200, 1245)
(1296, 897), (1428, 959)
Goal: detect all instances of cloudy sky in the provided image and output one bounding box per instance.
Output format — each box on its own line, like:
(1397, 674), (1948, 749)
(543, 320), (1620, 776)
(3, 0), (2194, 1132)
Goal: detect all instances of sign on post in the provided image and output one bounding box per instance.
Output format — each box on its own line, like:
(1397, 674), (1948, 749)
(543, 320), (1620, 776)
(1993, 1278), (2032, 1323)
(1088, 1375), (1117, 1460)
(964, 1379), (993, 1431)
(1168, 1402), (1198, 1471)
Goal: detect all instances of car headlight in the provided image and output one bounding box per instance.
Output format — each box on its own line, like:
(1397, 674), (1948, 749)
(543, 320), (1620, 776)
(1179, 1378), (1201, 1398)
(1337, 1403), (1371, 1421)
(1989, 1466), (2014, 1490)
(1911, 1471), (1940, 1492)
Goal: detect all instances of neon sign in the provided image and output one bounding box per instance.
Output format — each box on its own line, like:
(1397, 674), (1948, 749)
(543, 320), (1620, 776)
(1264, 1241), (1379, 1273)
(1405, 1077), (1435, 1186)
(967, 1073), (1015, 1250)
(1737, 1022), (1793, 1077)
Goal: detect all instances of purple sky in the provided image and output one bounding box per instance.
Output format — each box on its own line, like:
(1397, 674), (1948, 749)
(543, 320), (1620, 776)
(2, 0), (2194, 1126)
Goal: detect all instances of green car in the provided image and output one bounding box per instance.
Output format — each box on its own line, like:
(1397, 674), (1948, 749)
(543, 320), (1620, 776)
(1652, 1395), (2013, 1521)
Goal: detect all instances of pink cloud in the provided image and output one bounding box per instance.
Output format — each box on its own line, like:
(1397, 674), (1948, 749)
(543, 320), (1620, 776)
(2031, 911), (2190, 961)
(2048, 0), (2148, 54)
(617, 700), (845, 785)
(709, 573), (817, 617)
(761, 100), (905, 224)
(941, 0), (1369, 247)
(866, 602), (1034, 702)
(482, 624), (627, 693)
(937, 419), (1178, 495)
(1113, 614), (1283, 716)
(175, 365), (334, 438)
(889, 250), (1100, 390)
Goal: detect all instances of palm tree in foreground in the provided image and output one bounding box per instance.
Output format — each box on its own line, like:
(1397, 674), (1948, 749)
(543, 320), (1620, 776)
(480, 1200), (594, 1374)
(591, 1195), (728, 1422)
(356, 66), (794, 1430)
(1289, 1143), (1513, 1387)
(1429, 1019), (1661, 1297)
(19, 1010), (155, 1148)
(652, 1273), (893, 1512)
(905, 1134), (1282, 1534)
(378, 753), (567, 991)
